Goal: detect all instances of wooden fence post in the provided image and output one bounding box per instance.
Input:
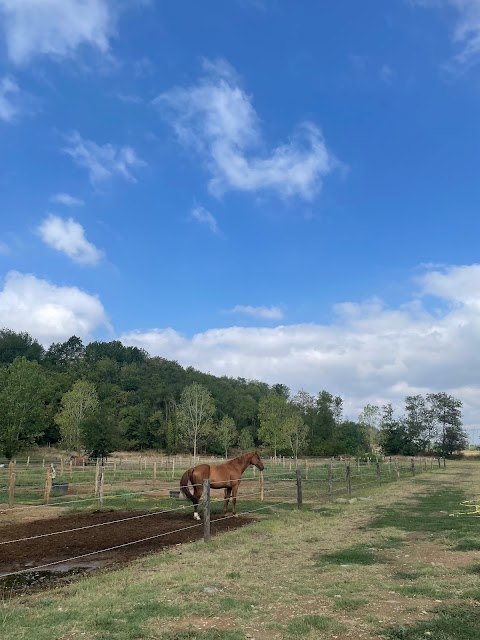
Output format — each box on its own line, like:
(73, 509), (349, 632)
(376, 461), (381, 484)
(43, 468), (52, 505)
(327, 463), (333, 500)
(203, 479), (211, 542)
(259, 470), (264, 501)
(153, 462), (157, 484)
(60, 457), (64, 475)
(26, 456), (30, 467)
(296, 468), (303, 510)
(346, 463), (351, 498)
(8, 461), (15, 510)
(443, 457), (446, 469)
(411, 458), (415, 476)
(99, 469), (105, 507)
(94, 460), (100, 497)
(437, 457), (441, 468)
(305, 460), (309, 480)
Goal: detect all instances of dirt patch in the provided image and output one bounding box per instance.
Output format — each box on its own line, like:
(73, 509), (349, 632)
(0, 510), (254, 576)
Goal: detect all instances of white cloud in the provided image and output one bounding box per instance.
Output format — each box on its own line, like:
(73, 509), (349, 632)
(120, 263), (480, 436)
(412, 0), (480, 69)
(37, 214), (103, 265)
(229, 305), (284, 320)
(379, 64), (396, 84)
(0, 271), (109, 344)
(63, 131), (145, 185)
(0, 0), (113, 65)
(191, 205), (222, 235)
(0, 75), (23, 122)
(50, 193), (85, 207)
(155, 58), (339, 201)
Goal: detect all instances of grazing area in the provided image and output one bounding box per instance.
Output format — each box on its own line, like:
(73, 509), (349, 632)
(0, 461), (478, 639)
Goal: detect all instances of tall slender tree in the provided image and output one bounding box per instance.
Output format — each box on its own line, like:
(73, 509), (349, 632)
(216, 415), (238, 458)
(55, 380), (99, 453)
(258, 393), (289, 459)
(177, 383), (215, 459)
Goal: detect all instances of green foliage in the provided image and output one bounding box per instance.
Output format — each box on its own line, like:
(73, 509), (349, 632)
(258, 393), (289, 456)
(82, 405), (121, 459)
(216, 415), (238, 458)
(0, 328), (467, 458)
(177, 382), (215, 456)
(0, 356), (49, 458)
(0, 328), (44, 364)
(237, 427), (255, 451)
(55, 379), (99, 453)
(379, 394), (467, 457)
(283, 413), (308, 460)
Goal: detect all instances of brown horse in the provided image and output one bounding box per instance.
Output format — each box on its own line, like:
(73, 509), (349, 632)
(180, 451), (264, 520)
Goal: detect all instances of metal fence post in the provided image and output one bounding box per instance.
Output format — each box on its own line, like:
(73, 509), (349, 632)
(376, 461), (381, 484)
(346, 463), (351, 498)
(203, 479), (211, 542)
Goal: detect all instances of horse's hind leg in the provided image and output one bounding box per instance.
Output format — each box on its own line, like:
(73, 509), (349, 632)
(193, 485), (203, 520)
(224, 487), (232, 514)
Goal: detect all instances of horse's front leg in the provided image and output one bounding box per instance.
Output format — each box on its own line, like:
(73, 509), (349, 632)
(193, 484), (203, 520)
(231, 483), (239, 517)
(224, 487), (232, 514)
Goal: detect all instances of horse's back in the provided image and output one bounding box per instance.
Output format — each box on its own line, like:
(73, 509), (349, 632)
(192, 464), (211, 483)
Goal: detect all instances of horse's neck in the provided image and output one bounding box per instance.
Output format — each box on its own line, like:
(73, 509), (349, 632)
(234, 454), (251, 474)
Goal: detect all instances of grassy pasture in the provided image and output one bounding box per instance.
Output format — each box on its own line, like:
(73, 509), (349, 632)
(0, 460), (479, 639)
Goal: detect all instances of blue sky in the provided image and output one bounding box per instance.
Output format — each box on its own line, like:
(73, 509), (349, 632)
(1, 0), (480, 440)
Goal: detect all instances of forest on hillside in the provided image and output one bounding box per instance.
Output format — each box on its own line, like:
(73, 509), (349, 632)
(0, 328), (469, 460)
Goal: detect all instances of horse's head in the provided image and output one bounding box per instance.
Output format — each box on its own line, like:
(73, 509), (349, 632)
(249, 451), (264, 471)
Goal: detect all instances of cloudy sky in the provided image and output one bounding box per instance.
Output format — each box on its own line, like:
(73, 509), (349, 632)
(1, 1), (480, 442)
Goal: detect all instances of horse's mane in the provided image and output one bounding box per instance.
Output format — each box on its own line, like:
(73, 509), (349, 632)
(233, 451), (255, 463)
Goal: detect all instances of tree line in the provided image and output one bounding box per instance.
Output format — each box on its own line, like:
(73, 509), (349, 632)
(0, 328), (469, 460)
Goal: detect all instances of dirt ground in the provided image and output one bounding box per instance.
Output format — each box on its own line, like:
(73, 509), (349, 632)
(0, 510), (253, 576)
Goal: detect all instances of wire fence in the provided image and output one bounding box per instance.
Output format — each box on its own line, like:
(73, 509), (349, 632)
(0, 456), (447, 587)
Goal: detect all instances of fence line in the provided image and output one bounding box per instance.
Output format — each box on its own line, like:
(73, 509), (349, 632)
(0, 502), (291, 580)
(0, 458), (448, 582)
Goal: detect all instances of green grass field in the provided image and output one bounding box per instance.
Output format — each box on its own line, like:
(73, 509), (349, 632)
(0, 460), (478, 639)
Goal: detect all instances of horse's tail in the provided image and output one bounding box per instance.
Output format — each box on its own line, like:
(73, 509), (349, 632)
(180, 468), (194, 502)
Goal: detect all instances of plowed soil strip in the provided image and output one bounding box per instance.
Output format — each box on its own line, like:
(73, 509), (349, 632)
(0, 510), (253, 574)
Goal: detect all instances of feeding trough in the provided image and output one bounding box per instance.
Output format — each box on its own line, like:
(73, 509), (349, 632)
(52, 482), (69, 495)
(169, 489), (181, 498)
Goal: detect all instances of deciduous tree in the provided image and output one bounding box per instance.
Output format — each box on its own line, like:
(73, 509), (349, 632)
(216, 415), (238, 458)
(177, 383), (215, 459)
(55, 380), (99, 453)
(0, 357), (48, 458)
